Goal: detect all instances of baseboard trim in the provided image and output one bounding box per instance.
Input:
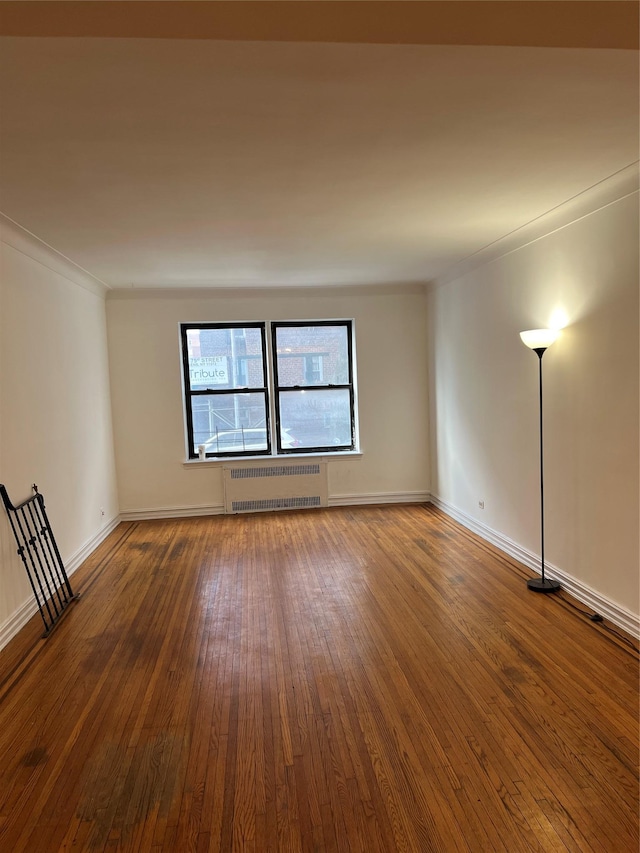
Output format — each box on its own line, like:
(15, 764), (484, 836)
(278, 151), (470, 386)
(0, 597), (39, 652)
(430, 495), (640, 638)
(121, 493), (431, 518)
(329, 490), (431, 507)
(65, 515), (121, 575)
(0, 514), (120, 651)
(120, 504), (225, 521)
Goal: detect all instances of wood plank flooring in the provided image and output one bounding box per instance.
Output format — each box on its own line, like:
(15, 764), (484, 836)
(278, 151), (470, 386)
(0, 504), (637, 852)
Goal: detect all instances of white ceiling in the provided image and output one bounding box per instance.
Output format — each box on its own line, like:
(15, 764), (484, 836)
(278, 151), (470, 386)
(0, 4), (638, 289)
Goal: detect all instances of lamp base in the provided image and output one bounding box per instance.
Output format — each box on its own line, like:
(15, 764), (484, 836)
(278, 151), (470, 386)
(527, 577), (561, 594)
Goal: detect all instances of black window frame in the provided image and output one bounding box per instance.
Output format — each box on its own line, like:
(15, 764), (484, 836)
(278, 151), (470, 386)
(181, 319), (357, 459)
(180, 321), (271, 459)
(271, 320), (356, 455)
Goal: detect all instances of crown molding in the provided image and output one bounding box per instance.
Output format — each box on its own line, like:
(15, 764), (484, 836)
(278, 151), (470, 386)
(0, 213), (110, 298)
(429, 162), (639, 290)
(105, 281), (428, 300)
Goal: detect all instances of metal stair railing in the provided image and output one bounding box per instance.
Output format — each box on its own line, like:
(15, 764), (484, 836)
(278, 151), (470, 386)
(0, 483), (79, 637)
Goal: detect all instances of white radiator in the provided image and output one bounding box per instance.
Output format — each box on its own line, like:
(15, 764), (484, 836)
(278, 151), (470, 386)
(223, 461), (328, 513)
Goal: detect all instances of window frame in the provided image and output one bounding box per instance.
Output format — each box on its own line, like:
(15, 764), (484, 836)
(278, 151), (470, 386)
(180, 321), (271, 459)
(180, 319), (358, 459)
(271, 320), (356, 455)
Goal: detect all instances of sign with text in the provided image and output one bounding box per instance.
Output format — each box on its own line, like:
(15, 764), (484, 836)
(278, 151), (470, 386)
(189, 356), (229, 387)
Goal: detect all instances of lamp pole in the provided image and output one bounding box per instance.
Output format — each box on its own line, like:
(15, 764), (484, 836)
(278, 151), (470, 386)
(520, 330), (561, 593)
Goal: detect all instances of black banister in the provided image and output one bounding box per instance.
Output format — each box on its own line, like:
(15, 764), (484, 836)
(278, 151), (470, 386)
(0, 483), (79, 637)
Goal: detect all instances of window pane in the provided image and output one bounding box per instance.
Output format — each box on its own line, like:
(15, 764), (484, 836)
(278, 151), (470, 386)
(191, 392), (268, 454)
(187, 327), (264, 390)
(278, 389), (352, 449)
(275, 325), (349, 387)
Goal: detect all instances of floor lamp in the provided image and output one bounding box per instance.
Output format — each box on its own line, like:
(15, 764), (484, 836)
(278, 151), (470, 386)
(519, 329), (561, 593)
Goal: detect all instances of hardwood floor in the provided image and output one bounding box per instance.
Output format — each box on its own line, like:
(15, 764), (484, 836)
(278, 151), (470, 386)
(0, 504), (637, 852)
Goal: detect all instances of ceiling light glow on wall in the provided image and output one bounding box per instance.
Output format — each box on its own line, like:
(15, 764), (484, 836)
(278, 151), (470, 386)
(519, 328), (560, 594)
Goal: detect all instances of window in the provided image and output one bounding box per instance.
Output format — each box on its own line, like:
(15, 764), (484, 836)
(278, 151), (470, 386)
(181, 323), (271, 458)
(181, 320), (357, 458)
(272, 321), (355, 454)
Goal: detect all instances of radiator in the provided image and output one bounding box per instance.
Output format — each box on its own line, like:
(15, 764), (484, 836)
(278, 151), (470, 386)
(223, 462), (328, 513)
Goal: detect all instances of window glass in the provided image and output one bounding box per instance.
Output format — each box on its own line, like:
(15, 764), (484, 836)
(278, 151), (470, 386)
(190, 393), (269, 455)
(278, 389), (352, 450)
(187, 326), (264, 390)
(274, 325), (349, 387)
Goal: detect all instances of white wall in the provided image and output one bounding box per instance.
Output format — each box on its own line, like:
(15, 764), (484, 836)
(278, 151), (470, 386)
(0, 223), (119, 646)
(106, 285), (430, 515)
(428, 192), (639, 623)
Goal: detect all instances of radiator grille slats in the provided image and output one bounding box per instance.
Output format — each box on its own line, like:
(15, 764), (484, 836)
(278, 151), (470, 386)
(231, 497), (321, 512)
(230, 464), (321, 479)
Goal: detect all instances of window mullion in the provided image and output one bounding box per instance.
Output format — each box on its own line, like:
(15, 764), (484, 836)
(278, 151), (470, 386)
(189, 386), (267, 396)
(268, 322), (281, 453)
(273, 384), (351, 393)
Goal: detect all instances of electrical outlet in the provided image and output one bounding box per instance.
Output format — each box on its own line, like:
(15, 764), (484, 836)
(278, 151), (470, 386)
(100, 507), (105, 518)
(478, 500), (485, 510)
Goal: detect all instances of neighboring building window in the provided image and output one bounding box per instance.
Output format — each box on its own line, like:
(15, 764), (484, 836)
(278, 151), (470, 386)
(181, 320), (357, 458)
(271, 321), (355, 454)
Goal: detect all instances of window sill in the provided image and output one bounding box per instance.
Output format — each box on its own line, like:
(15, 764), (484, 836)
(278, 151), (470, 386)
(183, 450), (363, 468)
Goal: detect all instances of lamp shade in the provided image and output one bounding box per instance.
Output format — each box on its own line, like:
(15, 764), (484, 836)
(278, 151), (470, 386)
(519, 329), (559, 350)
